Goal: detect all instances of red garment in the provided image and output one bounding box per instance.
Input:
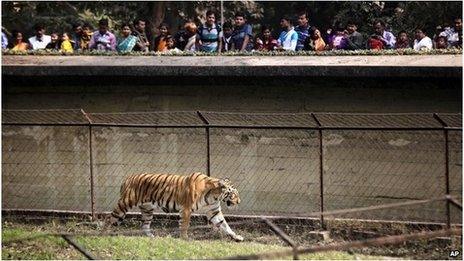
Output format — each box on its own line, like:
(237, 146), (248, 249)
(368, 37), (384, 50)
(255, 36), (278, 51)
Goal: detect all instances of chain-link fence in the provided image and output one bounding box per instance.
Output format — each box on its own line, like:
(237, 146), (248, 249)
(2, 109), (462, 227)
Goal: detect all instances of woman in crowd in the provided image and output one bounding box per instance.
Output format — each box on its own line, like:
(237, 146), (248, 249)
(117, 23), (137, 52)
(9, 30), (29, 50)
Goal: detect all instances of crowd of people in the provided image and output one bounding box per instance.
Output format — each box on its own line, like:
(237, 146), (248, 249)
(1, 11), (462, 53)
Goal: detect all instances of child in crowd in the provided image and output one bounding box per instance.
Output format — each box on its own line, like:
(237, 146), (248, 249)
(254, 25), (278, 51)
(435, 36), (448, 49)
(330, 27), (348, 50)
(10, 30), (29, 50)
(183, 22), (198, 51)
(45, 33), (60, 50)
(154, 23), (170, 52)
(368, 32), (385, 50)
(60, 32), (74, 53)
(395, 31), (410, 49)
(304, 26), (326, 51)
(221, 22), (233, 52)
(80, 23), (93, 50)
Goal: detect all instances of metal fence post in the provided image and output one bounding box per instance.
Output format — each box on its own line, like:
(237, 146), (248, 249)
(197, 111), (211, 176)
(311, 113), (325, 230)
(82, 109), (96, 221)
(433, 113), (451, 228)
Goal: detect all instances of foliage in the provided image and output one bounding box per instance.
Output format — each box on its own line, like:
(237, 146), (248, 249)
(1, 1), (462, 39)
(2, 48), (462, 56)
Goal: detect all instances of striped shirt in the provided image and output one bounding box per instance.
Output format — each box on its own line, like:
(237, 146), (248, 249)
(198, 23), (222, 52)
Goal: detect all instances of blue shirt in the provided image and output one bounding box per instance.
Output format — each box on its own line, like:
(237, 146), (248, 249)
(294, 25), (312, 51)
(231, 24), (253, 51)
(277, 28), (298, 51)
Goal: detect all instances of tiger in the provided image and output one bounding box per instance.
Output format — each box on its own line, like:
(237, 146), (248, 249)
(110, 172), (244, 241)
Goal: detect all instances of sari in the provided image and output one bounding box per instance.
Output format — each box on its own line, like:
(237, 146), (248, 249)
(117, 35), (137, 52)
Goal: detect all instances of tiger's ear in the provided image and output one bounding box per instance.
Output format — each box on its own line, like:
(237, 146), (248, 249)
(219, 178), (230, 187)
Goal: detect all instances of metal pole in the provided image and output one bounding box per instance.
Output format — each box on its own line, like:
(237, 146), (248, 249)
(311, 113), (325, 230)
(433, 113), (451, 228)
(220, 0), (224, 27)
(197, 111), (211, 176)
(444, 128), (451, 228)
(81, 109), (96, 221)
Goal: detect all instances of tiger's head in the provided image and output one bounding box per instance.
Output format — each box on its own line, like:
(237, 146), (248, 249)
(219, 178), (241, 207)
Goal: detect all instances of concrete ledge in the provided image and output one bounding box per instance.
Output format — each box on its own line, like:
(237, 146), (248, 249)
(2, 55), (462, 78)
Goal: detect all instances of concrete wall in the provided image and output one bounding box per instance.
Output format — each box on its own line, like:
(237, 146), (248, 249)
(3, 76), (462, 113)
(2, 125), (461, 223)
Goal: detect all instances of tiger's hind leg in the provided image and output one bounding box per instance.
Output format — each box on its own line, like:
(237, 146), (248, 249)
(139, 202), (155, 237)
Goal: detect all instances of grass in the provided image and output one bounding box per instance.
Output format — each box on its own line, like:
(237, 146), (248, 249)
(2, 220), (388, 260)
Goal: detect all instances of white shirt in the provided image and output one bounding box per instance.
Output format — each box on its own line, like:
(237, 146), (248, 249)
(28, 35), (52, 50)
(413, 36), (433, 51)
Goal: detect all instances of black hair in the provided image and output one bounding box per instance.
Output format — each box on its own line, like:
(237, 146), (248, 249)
(436, 35), (447, 41)
(121, 23), (132, 30)
(234, 11), (246, 19)
(373, 20), (385, 27)
(98, 19), (109, 27)
(223, 22), (233, 29)
(206, 10), (215, 17)
(34, 23), (45, 31)
(398, 30), (407, 35)
(72, 21), (83, 30)
(261, 25), (271, 32)
(133, 18), (145, 27)
(12, 30), (22, 38)
(297, 11), (308, 18)
(159, 22), (169, 29)
(281, 15), (293, 25)
(346, 21), (357, 26)
(82, 23), (92, 29)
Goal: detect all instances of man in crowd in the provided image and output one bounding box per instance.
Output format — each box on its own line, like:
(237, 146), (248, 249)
(231, 12), (253, 51)
(132, 18), (150, 52)
(276, 16), (298, 51)
(345, 21), (364, 50)
(198, 10), (222, 52)
(28, 24), (52, 50)
(439, 17), (462, 48)
(370, 20), (396, 49)
(89, 18), (116, 51)
(294, 11), (312, 51)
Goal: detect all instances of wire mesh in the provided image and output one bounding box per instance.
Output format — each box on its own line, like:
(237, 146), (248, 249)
(92, 127), (207, 213)
(2, 125), (91, 211)
(209, 128), (320, 217)
(437, 113), (462, 128)
(201, 111), (318, 127)
(322, 130), (447, 223)
(2, 109), (88, 124)
(1, 110), (462, 226)
(314, 113), (442, 128)
(449, 129), (462, 223)
(87, 111), (204, 126)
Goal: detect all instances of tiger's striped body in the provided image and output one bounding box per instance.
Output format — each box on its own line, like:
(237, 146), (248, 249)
(110, 172), (243, 241)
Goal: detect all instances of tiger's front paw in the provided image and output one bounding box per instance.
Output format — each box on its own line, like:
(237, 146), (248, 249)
(233, 235), (244, 242)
